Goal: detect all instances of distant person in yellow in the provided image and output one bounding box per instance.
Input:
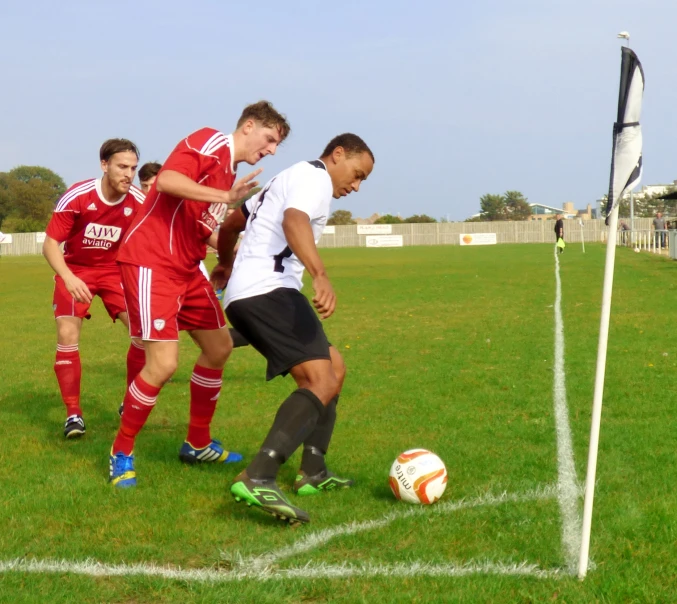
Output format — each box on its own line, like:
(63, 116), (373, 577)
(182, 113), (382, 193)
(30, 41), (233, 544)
(554, 214), (565, 254)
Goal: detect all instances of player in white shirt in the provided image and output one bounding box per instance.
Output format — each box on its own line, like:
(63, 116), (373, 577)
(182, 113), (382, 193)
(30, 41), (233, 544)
(212, 133), (374, 524)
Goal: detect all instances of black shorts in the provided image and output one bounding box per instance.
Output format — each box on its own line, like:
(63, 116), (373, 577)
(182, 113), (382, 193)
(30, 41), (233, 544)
(226, 287), (331, 380)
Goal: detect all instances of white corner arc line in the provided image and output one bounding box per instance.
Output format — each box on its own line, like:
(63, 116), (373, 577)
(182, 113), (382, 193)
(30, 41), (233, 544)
(240, 484), (561, 571)
(553, 249), (583, 571)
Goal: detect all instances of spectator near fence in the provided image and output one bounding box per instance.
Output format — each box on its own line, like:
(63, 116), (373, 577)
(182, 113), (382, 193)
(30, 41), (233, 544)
(652, 212), (666, 248)
(618, 220), (630, 245)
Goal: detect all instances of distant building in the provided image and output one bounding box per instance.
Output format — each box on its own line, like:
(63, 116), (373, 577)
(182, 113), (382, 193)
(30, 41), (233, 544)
(465, 202), (597, 222)
(529, 203), (565, 220)
(528, 202), (595, 221)
(636, 182), (676, 198)
(353, 212), (381, 225)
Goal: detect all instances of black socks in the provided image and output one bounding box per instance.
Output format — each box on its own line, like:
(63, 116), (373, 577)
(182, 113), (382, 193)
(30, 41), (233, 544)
(247, 388), (326, 480)
(300, 396), (338, 476)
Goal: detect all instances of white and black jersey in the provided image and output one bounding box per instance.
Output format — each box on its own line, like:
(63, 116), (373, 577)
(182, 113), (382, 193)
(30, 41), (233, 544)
(224, 160), (332, 307)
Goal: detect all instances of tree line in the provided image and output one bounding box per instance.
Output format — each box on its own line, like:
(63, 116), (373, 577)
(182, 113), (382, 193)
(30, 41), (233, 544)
(466, 191), (532, 222)
(0, 166), (66, 232)
(327, 210), (437, 225)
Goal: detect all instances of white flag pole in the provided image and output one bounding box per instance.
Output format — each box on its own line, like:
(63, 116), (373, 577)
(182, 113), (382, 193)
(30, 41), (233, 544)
(579, 220), (586, 253)
(578, 202), (620, 579)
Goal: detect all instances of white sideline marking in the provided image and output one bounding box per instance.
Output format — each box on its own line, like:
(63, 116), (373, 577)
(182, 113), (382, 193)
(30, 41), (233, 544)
(553, 250), (583, 570)
(238, 484), (560, 570)
(0, 558), (565, 582)
(0, 485), (571, 583)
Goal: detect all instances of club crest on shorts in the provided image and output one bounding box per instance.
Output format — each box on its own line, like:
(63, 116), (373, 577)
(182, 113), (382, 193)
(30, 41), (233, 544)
(124, 207), (133, 217)
(153, 319), (165, 331)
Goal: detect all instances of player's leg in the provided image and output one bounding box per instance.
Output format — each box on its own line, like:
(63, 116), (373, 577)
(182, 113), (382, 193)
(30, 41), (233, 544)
(53, 273), (92, 438)
(231, 358), (336, 524)
(294, 345), (353, 495)
(116, 312), (146, 387)
(55, 316), (85, 437)
(176, 271), (242, 463)
(109, 339), (178, 487)
(226, 288), (336, 523)
(109, 264), (181, 487)
(116, 339), (178, 453)
(179, 327), (242, 464)
(249, 357), (338, 479)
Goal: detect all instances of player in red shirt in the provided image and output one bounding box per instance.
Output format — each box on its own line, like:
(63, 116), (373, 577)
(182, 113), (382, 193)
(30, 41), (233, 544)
(138, 162), (162, 194)
(109, 101), (290, 488)
(43, 139), (145, 438)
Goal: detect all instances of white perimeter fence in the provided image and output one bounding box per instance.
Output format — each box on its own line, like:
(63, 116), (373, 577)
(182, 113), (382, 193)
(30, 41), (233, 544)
(0, 218), (672, 256)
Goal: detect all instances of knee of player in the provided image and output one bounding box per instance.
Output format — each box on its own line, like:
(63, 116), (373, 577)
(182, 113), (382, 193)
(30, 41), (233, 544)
(333, 358), (346, 386)
(147, 356), (178, 383)
(205, 339), (233, 368)
(213, 346), (232, 368)
(56, 323), (80, 346)
(310, 373), (340, 405)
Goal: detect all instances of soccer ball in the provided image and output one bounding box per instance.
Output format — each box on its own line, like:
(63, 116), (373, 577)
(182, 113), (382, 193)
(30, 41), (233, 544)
(634, 247), (640, 253)
(389, 449), (448, 504)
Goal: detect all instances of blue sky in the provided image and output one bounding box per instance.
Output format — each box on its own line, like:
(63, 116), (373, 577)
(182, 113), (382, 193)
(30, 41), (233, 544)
(1, 0), (675, 220)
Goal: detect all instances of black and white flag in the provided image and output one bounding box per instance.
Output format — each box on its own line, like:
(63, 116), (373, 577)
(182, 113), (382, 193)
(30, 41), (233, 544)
(605, 47), (644, 223)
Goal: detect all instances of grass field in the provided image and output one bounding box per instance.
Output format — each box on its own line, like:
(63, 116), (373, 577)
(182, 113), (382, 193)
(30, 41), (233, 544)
(1, 244), (676, 602)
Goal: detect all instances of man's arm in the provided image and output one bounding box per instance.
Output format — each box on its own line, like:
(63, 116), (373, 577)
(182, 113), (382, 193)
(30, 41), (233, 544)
(211, 208), (248, 290)
(156, 169), (262, 205)
(42, 236), (93, 303)
(282, 208), (335, 319)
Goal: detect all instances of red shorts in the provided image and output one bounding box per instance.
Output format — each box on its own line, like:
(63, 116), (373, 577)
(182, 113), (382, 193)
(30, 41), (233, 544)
(120, 264), (226, 341)
(53, 265), (126, 321)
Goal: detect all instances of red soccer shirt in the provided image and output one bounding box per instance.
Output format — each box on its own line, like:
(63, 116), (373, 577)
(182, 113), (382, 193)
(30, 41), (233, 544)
(117, 128), (237, 278)
(46, 178), (144, 268)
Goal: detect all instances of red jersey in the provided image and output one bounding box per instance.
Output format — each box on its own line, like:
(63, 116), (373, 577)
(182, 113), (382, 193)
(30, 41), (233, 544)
(46, 178), (144, 268)
(117, 128), (237, 278)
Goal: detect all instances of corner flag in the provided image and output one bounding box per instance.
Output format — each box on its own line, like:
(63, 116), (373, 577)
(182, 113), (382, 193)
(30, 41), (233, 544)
(579, 47), (645, 579)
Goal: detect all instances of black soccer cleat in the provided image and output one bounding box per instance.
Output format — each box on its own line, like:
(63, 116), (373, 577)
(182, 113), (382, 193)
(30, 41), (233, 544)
(63, 414), (86, 439)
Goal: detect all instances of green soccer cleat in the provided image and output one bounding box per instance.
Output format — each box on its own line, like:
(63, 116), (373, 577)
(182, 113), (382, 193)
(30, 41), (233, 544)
(293, 470), (354, 496)
(231, 471), (310, 525)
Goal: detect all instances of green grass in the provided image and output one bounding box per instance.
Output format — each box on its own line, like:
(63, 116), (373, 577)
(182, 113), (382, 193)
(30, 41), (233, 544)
(1, 244), (676, 602)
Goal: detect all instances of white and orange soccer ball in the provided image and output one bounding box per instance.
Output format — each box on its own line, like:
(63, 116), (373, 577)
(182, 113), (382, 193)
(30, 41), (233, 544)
(388, 449), (448, 504)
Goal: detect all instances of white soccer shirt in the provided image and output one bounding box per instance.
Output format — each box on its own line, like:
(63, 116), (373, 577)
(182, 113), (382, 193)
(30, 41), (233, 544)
(224, 160), (333, 306)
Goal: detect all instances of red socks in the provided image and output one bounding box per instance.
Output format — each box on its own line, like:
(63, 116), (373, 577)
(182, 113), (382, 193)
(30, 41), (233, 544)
(186, 365), (223, 448)
(113, 375), (160, 455)
(55, 344), (82, 417)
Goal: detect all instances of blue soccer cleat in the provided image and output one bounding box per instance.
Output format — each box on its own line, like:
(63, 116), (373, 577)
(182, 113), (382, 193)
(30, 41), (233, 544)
(109, 450), (137, 488)
(179, 439), (243, 464)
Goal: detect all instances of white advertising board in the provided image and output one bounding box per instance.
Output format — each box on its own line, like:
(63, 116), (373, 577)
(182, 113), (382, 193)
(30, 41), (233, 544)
(365, 235), (404, 248)
(459, 233), (497, 246)
(357, 224), (392, 235)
